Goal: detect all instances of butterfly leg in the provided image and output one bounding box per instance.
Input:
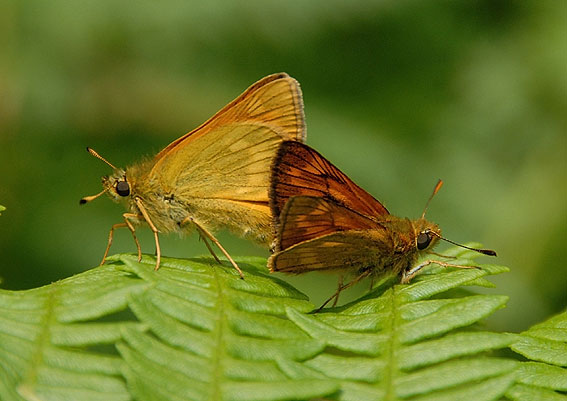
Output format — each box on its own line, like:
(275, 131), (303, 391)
(426, 251), (457, 259)
(198, 233), (222, 264)
(101, 222), (127, 266)
(331, 275), (344, 307)
(183, 217), (244, 279)
(123, 213), (142, 262)
(402, 260), (480, 284)
(134, 198), (161, 271)
(100, 213), (142, 265)
(316, 270), (372, 313)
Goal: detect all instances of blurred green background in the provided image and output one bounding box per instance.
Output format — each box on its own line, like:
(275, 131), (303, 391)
(0, 0), (565, 332)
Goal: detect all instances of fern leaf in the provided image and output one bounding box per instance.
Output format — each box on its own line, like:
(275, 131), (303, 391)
(2, 246), (563, 401)
(283, 247), (516, 401)
(0, 256), (339, 401)
(114, 254), (339, 401)
(0, 264), (146, 401)
(507, 310), (567, 400)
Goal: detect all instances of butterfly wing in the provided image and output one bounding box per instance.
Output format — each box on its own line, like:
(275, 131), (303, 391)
(269, 229), (391, 274)
(143, 74), (306, 244)
(153, 73), (305, 165)
(269, 196), (411, 276)
(151, 123), (290, 243)
(270, 141), (389, 226)
(275, 195), (382, 251)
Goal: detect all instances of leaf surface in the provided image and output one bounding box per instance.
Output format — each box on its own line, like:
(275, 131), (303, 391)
(1, 248), (562, 401)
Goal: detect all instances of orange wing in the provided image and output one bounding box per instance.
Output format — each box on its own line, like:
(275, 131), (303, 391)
(275, 196), (382, 251)
(270, 141), (389, 225)
(152, 73), (305, 170)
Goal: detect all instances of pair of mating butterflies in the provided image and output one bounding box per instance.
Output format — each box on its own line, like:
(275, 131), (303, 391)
(81, 73), (495, 307)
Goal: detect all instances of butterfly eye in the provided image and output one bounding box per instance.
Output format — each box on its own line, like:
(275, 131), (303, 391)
(417, 231), (432, 250)
(116, 180), (130, 197)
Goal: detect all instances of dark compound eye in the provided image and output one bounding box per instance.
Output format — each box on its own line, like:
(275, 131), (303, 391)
(417, 231), (432, 250)
(116, 180), (130, 197)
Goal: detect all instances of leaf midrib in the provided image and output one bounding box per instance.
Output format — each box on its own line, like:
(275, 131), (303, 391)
(211, 265), (226, 401)
(384, 286), (400, 401)
(20, 282), (59, 394)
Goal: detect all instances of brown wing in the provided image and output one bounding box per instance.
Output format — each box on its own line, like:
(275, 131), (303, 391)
(270, 141), (389, 224)
(268, 229), (391, 274)
(275, 196), (382, 251)
(152, 73), (305, 168)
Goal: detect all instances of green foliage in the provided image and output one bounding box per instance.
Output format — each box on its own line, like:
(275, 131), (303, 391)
(506, 311), (567, 400)
(0, 205), (5, 215)
(0, 262), (145, 401)
(0, 249), (565, 401)
(0, 255), (336, 401)
(279, 248), (517, 401)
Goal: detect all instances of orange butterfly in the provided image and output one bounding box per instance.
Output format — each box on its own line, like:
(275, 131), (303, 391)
(269, 141), (496, 308)
(81, 73), (306, 277)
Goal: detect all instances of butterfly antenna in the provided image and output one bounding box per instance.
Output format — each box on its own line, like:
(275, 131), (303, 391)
(428, 230), (497, 256)
(80, 147), (116, 205)
(421, 179), (443, 219)
(80, 187), (110, 205)
(86, 147), (117, 170)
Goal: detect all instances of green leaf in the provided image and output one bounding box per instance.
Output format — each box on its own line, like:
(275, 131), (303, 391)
(282, 248), (516, 401)
(0, 205), (5, 215)
(0, 264), (145, 401)
(0, 255), (337, 401)
(511, 310), (567, 365)
(0, 247), (563, 401)
(507, 310), (567, 400)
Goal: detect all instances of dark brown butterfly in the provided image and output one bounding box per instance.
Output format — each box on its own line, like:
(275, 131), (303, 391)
(268, 141), (496, 308)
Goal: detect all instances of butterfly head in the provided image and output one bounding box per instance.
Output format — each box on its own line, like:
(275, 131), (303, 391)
(413, 219), (441, 253)
(80, 147), (131, 205)
(101, 170), (131, 202)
